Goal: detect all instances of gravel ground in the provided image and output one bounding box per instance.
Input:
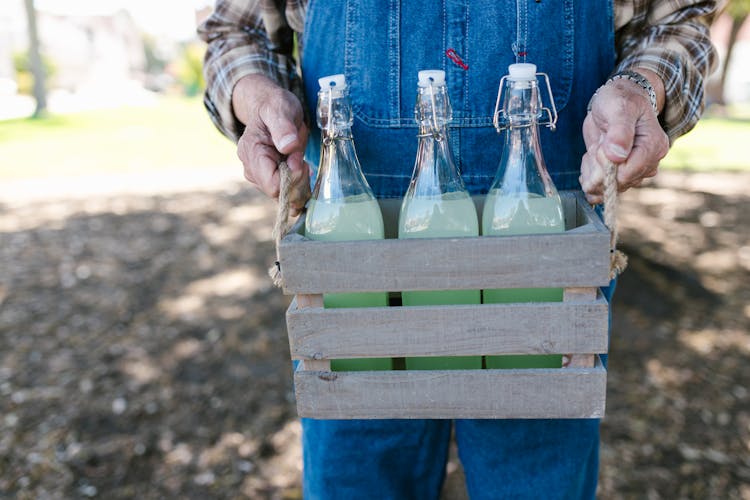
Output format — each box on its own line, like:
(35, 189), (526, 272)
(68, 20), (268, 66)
(0, 171), (748, 499)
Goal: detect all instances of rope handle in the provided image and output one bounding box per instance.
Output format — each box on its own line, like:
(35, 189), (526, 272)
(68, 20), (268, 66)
(603, 160), (628, 280)
(269, 161), (310, 287)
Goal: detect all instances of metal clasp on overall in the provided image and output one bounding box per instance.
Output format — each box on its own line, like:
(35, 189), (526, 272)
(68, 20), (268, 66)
(493, 72), (558, 133)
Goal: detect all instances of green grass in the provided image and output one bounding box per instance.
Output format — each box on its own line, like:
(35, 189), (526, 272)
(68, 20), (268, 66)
(0, 97), (238, 179)
(661, 113), (750, 172)
(1, 98), (748, 180)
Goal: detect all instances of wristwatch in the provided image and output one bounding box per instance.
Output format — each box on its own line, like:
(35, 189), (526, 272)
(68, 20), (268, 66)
(587, 70), (659, 115)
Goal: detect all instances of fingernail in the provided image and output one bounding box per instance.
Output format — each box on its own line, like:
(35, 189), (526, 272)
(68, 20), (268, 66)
(607, 144), (628, 159)
(277, 134), (297, 151)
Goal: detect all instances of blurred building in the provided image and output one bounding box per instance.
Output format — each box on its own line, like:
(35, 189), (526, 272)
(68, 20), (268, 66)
(38, 10), (145, 91)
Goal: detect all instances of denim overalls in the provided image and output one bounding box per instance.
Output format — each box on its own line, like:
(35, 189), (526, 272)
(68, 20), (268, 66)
(300, 1), (616, 498)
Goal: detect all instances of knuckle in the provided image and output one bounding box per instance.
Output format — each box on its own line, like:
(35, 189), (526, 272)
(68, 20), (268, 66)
(243, 168), (257, 185)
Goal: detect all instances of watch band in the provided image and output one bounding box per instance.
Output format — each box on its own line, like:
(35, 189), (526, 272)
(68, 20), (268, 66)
(587, 70), (659, 115)
(608, 71), (658, 114)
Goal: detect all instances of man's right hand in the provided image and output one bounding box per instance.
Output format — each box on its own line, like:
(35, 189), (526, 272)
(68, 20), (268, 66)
(232, 74), (310, 216)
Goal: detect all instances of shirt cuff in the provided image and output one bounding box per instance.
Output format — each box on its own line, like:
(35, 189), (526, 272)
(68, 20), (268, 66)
(616, 48), (705, 144)
(204, 44), (298, 142)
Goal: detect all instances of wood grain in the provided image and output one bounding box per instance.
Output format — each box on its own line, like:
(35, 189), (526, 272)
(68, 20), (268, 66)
(280, 191), (611, 294)
(294, 357), (607, 419)
(287, 293), (609, 358)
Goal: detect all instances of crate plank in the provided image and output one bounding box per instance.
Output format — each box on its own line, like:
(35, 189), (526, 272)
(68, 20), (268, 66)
(280, 231), (609, 293)
(294, 357), (607, 419)
(564, 354), (596, 368)
(280, 191), (610, 294)
(287, 293), (609, 358)
(563, 287), (599, 302)
(293, 294), (330, 370)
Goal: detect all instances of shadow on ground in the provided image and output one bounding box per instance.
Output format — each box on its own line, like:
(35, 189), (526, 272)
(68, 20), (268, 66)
(0, 172), (748, 499)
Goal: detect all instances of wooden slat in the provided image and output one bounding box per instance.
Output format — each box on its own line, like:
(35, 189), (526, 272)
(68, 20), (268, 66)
(281, 191), (610, 294)
(280, 231), (610, 294)
(560, 192), (577, 230)
(574, 192), (609, 234)
(563, 287), (599, 302)
(290, 295), (329, 370)
(287, 293), (609, 358)
(305, 360), (331, 370)
(295, 294), (323, 309)
(294, 357), (607, 419)
(287, 213), (306, 237)
(564, 354), (596, 368)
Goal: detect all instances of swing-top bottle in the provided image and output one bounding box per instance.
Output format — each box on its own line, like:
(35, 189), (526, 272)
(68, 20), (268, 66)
(482, 63), (565, 369)
(304, 74), (391, 371)
(398, 70), (481, 370)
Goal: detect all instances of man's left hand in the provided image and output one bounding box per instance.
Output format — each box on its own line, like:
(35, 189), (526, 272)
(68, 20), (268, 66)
(579, 69), (669, 205)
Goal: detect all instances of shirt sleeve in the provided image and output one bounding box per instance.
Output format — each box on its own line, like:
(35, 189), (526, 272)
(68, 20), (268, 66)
(198, 0), (301, 142)
(614, 0), (719, 143)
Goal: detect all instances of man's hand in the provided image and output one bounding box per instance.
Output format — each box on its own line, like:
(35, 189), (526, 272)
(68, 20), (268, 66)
(232, 74), (310, 216)
(579, 69), (670, 205)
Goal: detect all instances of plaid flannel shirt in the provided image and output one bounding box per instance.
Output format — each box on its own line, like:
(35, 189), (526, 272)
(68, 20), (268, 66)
(198, 0), (718, 144)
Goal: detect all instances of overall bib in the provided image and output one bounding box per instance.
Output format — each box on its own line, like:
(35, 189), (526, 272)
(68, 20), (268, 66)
(300, 1), (616, 498)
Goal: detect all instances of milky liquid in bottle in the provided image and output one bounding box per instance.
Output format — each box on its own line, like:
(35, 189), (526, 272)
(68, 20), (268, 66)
(304, 74), (391, 371)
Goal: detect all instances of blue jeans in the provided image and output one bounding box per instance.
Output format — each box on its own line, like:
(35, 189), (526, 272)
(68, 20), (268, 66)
(302, 418), (600, 499)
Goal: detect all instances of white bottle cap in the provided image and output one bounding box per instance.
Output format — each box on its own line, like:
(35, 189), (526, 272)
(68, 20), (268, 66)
(508, 63), (537, 81)
(318, 74), (347, 91)
(418, 70), (446, 87)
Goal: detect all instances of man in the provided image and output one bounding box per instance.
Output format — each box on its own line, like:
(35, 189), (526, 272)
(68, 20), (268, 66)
(199, 1), (717, 498)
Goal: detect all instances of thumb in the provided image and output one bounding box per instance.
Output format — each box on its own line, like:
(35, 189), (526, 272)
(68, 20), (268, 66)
(601, 111), (636, 163)
(259, 98), (305, 155)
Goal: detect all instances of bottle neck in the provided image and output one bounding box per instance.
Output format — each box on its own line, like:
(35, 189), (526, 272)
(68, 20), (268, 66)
(491, 81), (557, 197)
(407, 84), (467, 197)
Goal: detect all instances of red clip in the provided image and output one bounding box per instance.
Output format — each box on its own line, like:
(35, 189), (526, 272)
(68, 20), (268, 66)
(446, 49), (469, 70)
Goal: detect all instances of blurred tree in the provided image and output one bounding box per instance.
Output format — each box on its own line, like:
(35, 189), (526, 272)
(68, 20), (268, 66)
(717, 0), (750, 104)
(13, 51), (55, 96)
(174, 42), (206, 97)
(23, 0), (46, 117)
(142, 34), (167, 75)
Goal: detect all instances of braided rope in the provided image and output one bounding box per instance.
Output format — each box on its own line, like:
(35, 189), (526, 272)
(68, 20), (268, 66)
(269, 161), (293, 287)
(604, 160), (628, 279)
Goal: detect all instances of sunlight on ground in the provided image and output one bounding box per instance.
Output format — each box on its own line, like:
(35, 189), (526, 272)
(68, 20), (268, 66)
(241, 421), (302, 498)
(679, 329), (750, 355)
(159, 267), (270, 322)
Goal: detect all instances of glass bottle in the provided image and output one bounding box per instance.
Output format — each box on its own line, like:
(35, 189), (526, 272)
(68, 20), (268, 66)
(482, 63), (564, 369)
(304, 74), (391, 372)
(399, 70), (481, 370)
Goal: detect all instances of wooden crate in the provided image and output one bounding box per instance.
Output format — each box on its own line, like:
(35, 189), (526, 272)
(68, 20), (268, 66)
(279, 191), (611, 419)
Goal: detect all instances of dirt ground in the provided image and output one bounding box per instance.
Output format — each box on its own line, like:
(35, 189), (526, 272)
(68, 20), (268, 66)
(0, 171), (748, 499)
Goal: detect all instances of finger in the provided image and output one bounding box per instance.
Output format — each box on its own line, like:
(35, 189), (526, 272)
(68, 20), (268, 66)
(238, 136), (283, 191)
(286, 151), (309, 181)
(585, 192), (603, 205)
(615, 132), (667, 190)
(259, 96), (306, 155)
(579, 150), (605, 199)
(582, 114), (601, 150)
(591, 85), (643, 163)
(601, 112), (637, 163)
(246, 141), (282, 198)
(288, 158), (312, 212)
(253, 156), (281, 199)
